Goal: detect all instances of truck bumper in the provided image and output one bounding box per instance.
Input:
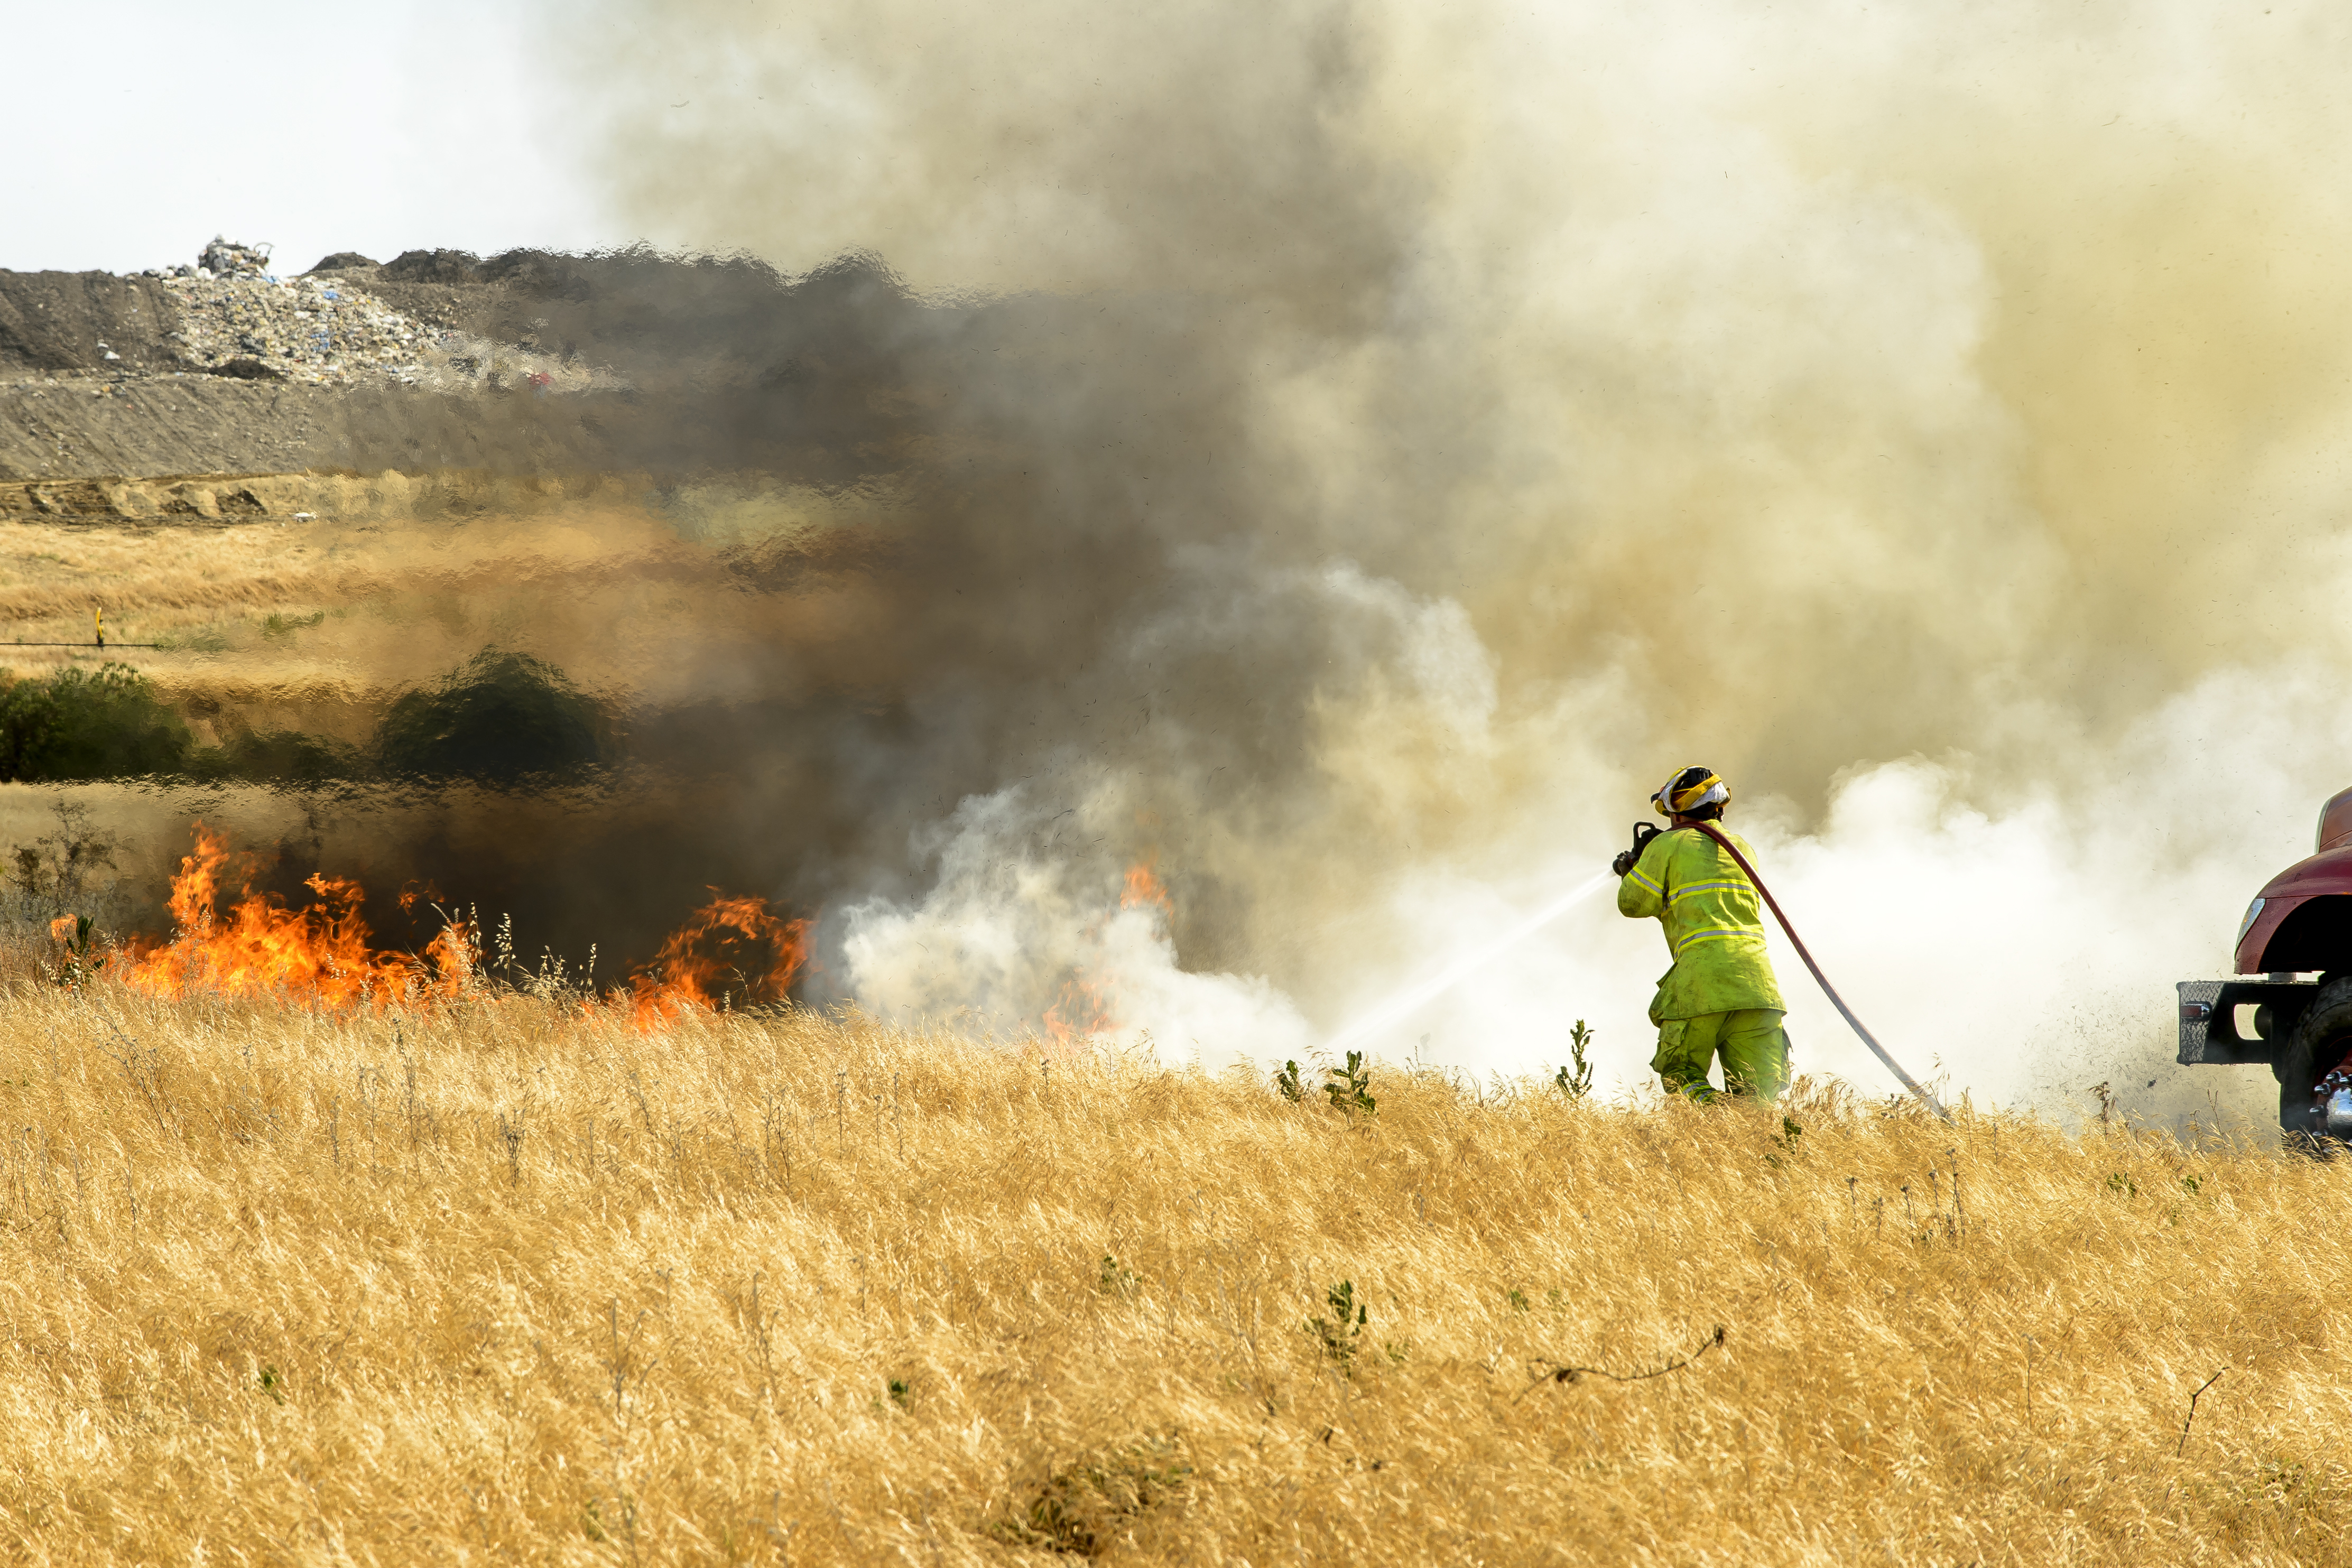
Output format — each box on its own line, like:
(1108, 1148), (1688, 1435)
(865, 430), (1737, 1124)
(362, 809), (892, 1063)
(2178, 977), (2320, 1065)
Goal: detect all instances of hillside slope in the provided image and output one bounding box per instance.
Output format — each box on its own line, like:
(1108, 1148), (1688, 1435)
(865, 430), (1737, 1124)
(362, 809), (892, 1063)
(0, 245), (931, 494)
(0, 982), (2329, 1565)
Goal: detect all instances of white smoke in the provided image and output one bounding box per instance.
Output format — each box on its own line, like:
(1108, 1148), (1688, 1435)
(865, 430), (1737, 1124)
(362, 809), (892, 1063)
(572, 0), (2352, 1122)
(840, 783), (1316, 1067)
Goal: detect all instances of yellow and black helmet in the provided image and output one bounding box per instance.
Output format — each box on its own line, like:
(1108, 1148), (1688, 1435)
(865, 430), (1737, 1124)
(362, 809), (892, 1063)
(1652, 766), (1729, 819)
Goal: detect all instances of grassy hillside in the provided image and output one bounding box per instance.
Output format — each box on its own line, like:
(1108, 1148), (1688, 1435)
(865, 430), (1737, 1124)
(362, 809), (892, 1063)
(0, 975), (2340, 1564)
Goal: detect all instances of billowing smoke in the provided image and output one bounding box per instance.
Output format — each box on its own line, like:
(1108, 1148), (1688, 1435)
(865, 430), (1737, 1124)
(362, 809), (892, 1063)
(186, 1), (2352, 1117)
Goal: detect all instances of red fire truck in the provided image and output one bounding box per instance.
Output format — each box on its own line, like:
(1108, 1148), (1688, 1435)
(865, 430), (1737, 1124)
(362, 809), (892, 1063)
(2179, 786), (2352, 1140)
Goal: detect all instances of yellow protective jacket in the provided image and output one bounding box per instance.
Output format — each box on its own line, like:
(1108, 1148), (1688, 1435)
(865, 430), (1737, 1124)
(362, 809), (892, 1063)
(1616, 825), (1786, 1023)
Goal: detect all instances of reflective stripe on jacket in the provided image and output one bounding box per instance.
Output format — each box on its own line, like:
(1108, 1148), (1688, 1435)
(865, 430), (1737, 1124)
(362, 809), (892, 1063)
(1615, 825), (1786, 1022)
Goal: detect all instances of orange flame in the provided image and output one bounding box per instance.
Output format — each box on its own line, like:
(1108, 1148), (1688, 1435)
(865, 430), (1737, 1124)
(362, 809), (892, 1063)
(112, 827), (813, 1026)
(1040, 860), (1174, 1044)
(1041, 972), (1115, 1045)
(122, 826), (471, 1007)
(627, 890), (810, 1026)
(1121, 859), (1173, 918)
(48, 915), (77, 945)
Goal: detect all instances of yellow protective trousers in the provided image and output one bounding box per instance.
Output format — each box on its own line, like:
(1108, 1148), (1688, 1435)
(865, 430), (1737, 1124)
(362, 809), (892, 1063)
(1652, 1009), (1791, 1102)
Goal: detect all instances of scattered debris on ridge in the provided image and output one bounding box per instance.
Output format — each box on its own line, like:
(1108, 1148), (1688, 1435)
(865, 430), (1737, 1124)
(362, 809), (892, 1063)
(195, 236), (274, 280)
(106, 236), (624, 393)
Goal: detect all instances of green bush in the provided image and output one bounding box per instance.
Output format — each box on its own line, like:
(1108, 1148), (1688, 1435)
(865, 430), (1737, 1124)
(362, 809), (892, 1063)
(0, 652), (611, 787)
(0, 664), (193, 782)
(375, 648), (610, 781)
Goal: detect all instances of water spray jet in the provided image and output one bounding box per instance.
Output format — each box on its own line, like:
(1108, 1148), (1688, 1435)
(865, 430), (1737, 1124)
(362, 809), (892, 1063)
(1320, 869), (1614, 1057)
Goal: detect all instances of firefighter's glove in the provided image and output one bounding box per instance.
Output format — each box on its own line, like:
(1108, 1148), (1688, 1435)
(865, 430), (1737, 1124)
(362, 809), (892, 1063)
(1614, 821), (1663, 878)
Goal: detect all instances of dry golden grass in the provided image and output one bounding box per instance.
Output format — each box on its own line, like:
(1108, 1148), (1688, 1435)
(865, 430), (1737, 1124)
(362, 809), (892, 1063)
(0, 976), (2345, 1565)
(0, 487), (900, 759)
(0, 508), (686, 693)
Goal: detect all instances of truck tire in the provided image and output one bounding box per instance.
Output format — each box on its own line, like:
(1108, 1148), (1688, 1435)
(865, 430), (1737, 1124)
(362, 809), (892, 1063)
(2278, 975), (2352, 1145)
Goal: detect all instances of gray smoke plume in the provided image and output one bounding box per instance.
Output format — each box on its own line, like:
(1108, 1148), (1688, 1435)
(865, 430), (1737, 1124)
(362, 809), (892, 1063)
(333, 0), (2352, 1116)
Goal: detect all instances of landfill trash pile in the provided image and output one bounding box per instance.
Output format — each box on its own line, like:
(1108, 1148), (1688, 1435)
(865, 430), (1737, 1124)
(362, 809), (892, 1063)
(196, 236), (273, 279)
(123, 237), (621, 393)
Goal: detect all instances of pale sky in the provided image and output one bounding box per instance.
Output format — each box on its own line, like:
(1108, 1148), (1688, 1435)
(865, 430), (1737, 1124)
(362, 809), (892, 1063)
(2, 1), (623, 275)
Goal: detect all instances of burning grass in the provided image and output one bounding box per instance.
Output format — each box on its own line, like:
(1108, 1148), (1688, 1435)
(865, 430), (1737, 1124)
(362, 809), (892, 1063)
(0, 978), (2346, 1564)
(119, 826), (476, 1007)
(90, 823), (807, 1031)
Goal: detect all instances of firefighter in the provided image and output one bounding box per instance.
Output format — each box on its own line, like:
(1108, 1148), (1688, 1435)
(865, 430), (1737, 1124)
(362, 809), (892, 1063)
(1610, 766), (1791, 1102)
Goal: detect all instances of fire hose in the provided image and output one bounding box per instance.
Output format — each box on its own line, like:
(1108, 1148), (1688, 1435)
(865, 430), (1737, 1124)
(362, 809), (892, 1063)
(1666, 820), (1949, 1121)
(1325, 821), (1950, 1117)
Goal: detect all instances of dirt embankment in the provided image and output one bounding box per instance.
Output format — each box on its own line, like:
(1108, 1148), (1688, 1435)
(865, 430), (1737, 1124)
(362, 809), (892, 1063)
(0, 271), (181, 376)
(0, 247), (931, 508)
(0, 253), (624, 489)
(0, 378), (652, 500)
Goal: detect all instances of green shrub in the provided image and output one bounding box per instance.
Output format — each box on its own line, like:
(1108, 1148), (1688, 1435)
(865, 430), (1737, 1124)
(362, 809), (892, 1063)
(0, 652), (611, 788)
(1323, 1051), (1377, 1116)
(375, 648), (610, 782)
(0, 664), (193, 781)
